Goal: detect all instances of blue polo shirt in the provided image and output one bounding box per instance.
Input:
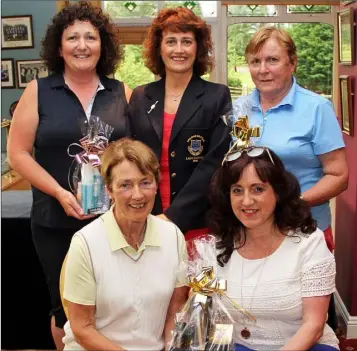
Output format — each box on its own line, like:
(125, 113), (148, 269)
(233, 78), (345, 231)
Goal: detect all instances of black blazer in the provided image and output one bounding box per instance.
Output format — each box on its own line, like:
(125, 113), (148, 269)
(127, 75), (232, 233)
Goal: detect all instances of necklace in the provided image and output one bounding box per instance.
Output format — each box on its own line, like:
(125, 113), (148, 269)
(166, 90), (185, 102)
(239, 239), (273, 339)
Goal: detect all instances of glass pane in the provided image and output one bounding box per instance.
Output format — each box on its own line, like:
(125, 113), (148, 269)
(227, 23), (262, 99)
(115, 45), (155, 90)
(163, 1), (217, 17)
(288, 23), (333, 97)
(228, 5), (277, 17)
(103, 1), (157, 18)
(227, 23), (333, 99)
(288, 5), (331, 13)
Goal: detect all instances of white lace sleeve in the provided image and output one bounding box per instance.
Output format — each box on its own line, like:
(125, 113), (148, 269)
(301, 258), (336, 297)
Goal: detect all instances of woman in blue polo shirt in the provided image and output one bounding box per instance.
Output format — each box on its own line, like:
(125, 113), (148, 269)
(234, 26), (348, 252)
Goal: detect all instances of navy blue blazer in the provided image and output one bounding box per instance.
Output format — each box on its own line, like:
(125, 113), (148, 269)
(127, 75), (232, 233)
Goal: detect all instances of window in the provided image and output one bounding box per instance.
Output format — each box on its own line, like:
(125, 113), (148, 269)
(228, 5), (277, 17)
(104, 1), (217, 19)
(163, 1), (217, 18)
(103, 1), (157, 18)
(287, 5), (331, 14)
(115, 45), (155, 89)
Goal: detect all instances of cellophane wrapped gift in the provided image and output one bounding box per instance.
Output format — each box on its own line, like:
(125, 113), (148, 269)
(168, 235), (249, 351)
(68, 115), (114, 215)
(221, 98), (260, 152)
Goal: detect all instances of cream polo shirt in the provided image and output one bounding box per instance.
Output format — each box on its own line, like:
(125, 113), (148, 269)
(63, 207), (187, 350)
(64, 206), (187, 305)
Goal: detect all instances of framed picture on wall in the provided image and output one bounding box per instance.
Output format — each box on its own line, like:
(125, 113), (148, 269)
(339, 75), (354, 136)
(337, 9), (355, 65)
(16, 60), (49, 88)
(1, 15), (34, 50)
(1, 59), (15, 89)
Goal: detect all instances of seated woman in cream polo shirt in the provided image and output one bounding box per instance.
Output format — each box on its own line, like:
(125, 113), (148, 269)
(62, 138), (188, 350)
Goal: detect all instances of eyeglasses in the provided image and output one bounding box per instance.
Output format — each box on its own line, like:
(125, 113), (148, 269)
(222, 146), (275, 166)
(117, 180), (157, 194)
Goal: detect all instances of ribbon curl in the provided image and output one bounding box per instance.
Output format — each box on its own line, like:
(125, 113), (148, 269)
(222, 115), (261, 165)
(188, 266), (256, 323)
(232, 115), (260, 149)
(67, 134), (110, 168)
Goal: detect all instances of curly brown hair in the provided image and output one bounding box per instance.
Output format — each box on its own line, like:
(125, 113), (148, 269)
(143, 7), (214, 77)
(40, 1), (123, 76)
(208, 147), (316, 267)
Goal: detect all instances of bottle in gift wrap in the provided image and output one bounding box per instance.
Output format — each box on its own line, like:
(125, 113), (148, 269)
(170, 322), (193, 350)
(205, 324), (233, 351)
(76, 181), (82, 203)
(93, 168), (103, 209)
(189, 293), (211, 351)
(81, 163), (94, 214)
(191, 304), (205, 351)
(205, 297), (215, 346)
(102, 185), (111, 211)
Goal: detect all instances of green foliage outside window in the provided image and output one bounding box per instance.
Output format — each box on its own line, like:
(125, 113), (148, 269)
(104, 1), (204, 18)
(115, 45), (155, 89)
(162, 1), (203, 16)
(228, 5), (275, 17)
(104, 1), (157, 18)
(288, 5), (330, 13)
(287, 23), (333, 95)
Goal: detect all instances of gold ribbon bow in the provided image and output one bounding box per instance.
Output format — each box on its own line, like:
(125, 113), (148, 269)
(189, 266), (227, 295)
(188, 266), (256, 323)
(222, 115), (261, 165)
(231, 115), (260, 149)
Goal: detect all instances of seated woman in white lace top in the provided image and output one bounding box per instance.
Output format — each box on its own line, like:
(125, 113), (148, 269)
(209, 146), (339, 351)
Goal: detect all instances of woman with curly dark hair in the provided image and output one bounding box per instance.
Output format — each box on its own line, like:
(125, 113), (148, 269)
(210, 147), (339, 351)
(7, 2), (130, 348)
(127, 7), (231, 240)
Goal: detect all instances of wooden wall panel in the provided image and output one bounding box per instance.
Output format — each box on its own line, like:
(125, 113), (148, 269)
(117, 26), (149, 45)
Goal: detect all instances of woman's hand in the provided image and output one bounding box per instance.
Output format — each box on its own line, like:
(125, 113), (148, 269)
(55, 187), (95, 220)
(67, 301), (126, 350)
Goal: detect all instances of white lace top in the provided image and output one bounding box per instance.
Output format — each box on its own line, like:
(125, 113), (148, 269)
(217, 228), (339, 350)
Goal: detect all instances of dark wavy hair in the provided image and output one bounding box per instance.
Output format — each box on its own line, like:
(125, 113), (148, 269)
(143, 7), (214, 77)
(208, 147), (316, 267)
(40, 1), (123, 76)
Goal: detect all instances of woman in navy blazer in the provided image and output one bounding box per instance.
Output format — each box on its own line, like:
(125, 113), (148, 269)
(127, 7), (231, 238)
